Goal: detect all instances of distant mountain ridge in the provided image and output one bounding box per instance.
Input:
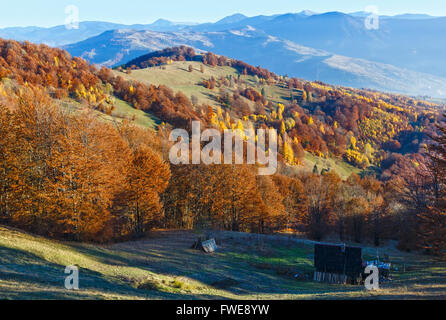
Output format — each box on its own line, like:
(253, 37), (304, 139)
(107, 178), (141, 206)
(0, 20), (194, 47)
(1, 11), (442, 47)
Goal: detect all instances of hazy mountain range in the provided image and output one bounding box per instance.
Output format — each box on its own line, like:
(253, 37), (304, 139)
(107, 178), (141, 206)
(0, 19), (197, 47)
(2, 11), (446, 98)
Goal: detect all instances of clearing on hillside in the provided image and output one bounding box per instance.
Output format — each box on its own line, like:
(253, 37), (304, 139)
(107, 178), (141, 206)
(115, 61), (300, 107)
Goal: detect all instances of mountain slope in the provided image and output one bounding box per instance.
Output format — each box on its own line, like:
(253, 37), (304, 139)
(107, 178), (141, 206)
(63, 29), (212, 67)
(187, 12), (446, 78)
(64, 28), (446, 98)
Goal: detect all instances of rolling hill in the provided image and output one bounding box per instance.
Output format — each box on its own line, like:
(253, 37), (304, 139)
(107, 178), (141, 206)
(113, 59), (361, 179)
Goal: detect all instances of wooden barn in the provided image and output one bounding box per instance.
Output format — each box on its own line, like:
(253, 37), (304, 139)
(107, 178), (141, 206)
(313, 243), (363, 285)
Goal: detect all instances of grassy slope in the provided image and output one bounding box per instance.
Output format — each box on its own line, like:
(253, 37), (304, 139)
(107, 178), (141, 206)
(2, 77), (160, 131)
(115, 61), (249, 107)
(301, 153), (361, 180)
(1, 226), (445, 300)
(115, 61), (299, 107)
(57, 97), (160, 130)
(111, 98), (161, 129)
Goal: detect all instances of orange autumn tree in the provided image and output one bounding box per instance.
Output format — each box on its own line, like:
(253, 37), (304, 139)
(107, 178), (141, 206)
(53, 115), (129, 241)
(255, 175), (286, 233)
(3, 86), (72, 236)
(0, 103), (21, 224)
(301, 171), (342, 241)
(109, 123), (171, 238)
(215, 165), (263, 232)
(163, 164), (264, 233)
(418, 119), (446, 258)
(272, 174), (308, 232)
(117, 144), (170, 237)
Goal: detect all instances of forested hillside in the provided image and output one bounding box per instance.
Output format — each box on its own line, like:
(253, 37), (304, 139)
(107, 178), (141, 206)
(122, 46), (440, 172)
(0, 40), (445, 257)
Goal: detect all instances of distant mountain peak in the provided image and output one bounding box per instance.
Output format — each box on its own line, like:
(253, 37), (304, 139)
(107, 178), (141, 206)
(315, 11), (350, 18)
(151, 19), (175, 27)
(349, 11), (377, 18)
(298, 10), (317, 16)
(216, 13), (248, 25)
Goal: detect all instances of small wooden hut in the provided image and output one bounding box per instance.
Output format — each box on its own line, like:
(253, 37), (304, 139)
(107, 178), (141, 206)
(313, 243), (363, 285)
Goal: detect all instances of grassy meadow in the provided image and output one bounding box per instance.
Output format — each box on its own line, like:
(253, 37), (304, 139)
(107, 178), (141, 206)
(1, 226), (445, 300)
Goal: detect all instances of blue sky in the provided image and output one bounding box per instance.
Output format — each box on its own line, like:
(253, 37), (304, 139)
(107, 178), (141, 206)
(1, 0), (445, 28)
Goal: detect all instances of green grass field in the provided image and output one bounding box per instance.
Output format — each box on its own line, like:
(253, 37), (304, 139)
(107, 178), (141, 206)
(115, 61), (246, 107)
(301, 153), (362, 180)
(1, 226), (445, 300)
(115, 61), (301, 108)
(58, 97), (160, 130)
(111, 98), (160, 129)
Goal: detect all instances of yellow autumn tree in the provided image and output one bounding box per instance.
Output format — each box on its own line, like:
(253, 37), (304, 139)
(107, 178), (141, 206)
(283, 141), (294, 164)
(280, 121), (286, 135)
(308, 117), (314, 125)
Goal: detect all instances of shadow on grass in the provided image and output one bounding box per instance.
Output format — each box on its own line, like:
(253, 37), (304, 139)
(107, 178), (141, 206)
(5, 229), (441, 300)
(0, 246), (226, 300)
(64, 233), (368, 297)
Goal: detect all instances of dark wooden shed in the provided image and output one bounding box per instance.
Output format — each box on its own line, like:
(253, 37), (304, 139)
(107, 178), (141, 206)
(314, 243), (363, 284)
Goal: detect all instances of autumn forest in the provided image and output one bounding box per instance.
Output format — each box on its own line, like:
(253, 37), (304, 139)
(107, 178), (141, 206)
(0, 40), (445, 259)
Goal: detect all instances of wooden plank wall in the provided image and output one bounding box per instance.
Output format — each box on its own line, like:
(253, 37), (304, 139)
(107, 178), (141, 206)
(313, 271), (349, 284)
